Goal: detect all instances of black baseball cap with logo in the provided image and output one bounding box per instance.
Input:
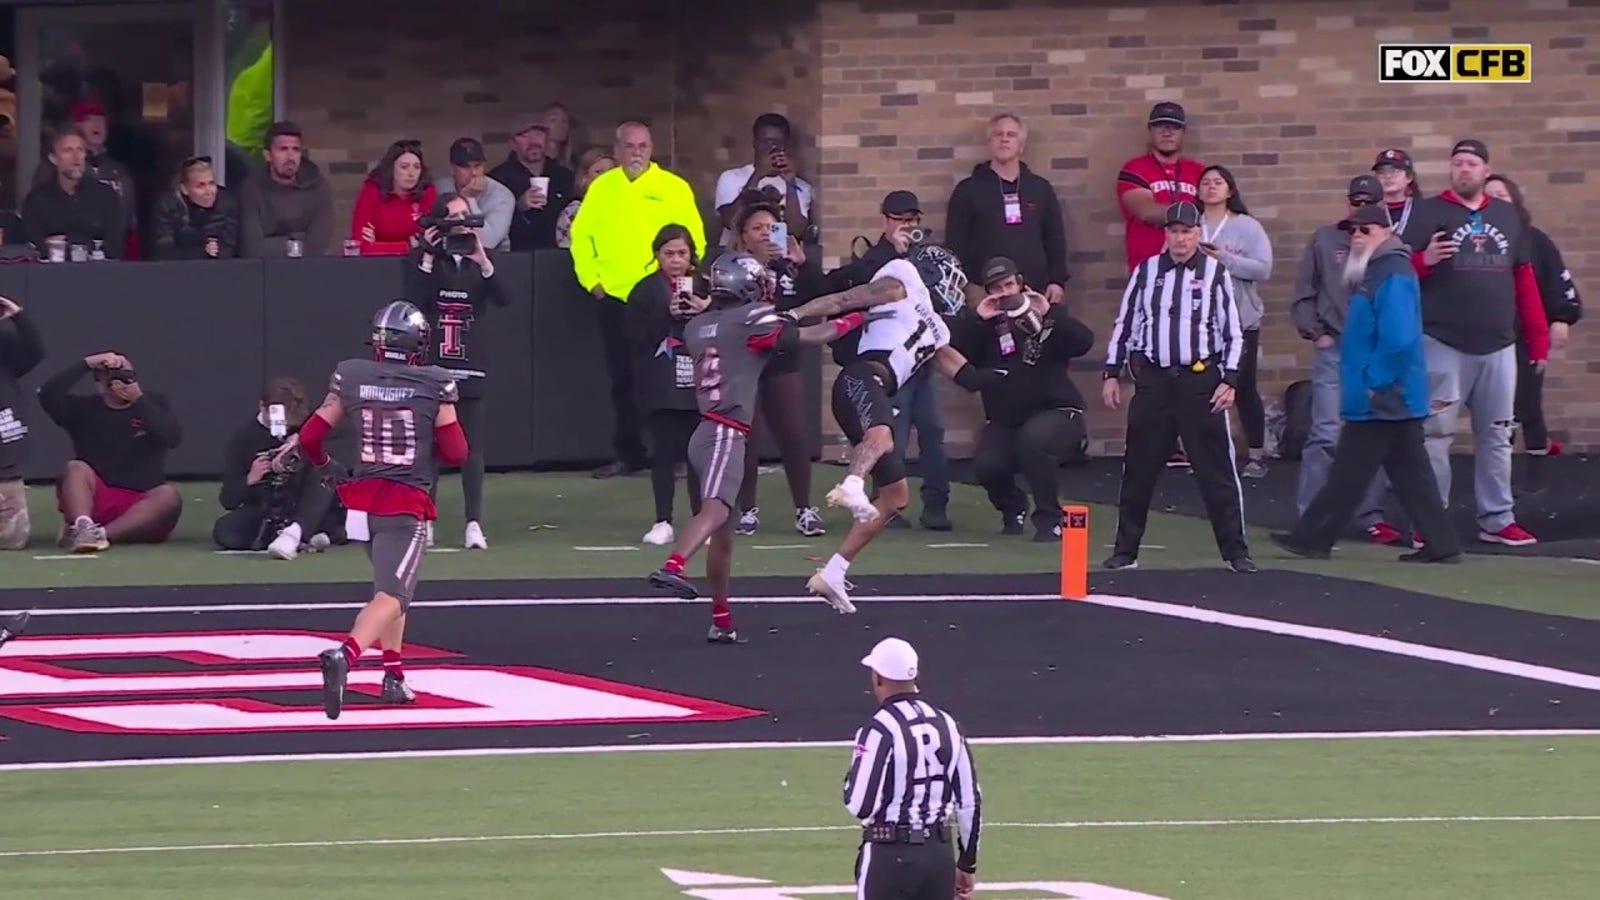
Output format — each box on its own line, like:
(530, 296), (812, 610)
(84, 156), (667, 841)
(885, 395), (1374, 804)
(980, 256), (1020, 286)
(449, 137), (486, 166)
(1148, 102), (1187, 127)
(1348, 174), (1382, 200)
(1372, 148), (1414, 171)
(1338, 203), (1394, 232)
(1451, 139), (1489, 162)
(1164, 200), (1202, 228)
(881, 190), (921, 216)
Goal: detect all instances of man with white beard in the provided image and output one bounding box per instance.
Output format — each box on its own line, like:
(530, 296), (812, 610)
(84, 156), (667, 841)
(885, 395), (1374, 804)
(1289, 175), (1405, 546)
(1402, 139), (1548, 548)
(1271, 204), (1460, 563)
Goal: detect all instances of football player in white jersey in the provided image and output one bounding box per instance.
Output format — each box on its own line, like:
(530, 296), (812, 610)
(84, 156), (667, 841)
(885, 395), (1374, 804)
(782, 242), (1001, 610)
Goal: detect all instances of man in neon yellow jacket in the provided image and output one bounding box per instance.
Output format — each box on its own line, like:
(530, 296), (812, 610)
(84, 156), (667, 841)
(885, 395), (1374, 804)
(570, 121), (707, 478)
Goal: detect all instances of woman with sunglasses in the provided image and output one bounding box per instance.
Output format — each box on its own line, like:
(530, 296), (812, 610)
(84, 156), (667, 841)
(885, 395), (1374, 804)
(151, 156), (240, 260)
(1196, 165), (1272, 477)
(350, 139), (436, 256)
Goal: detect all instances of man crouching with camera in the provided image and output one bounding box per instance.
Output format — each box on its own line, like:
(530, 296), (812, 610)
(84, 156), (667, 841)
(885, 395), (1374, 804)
(950, 257), (1095, 541)
(405, 193), (507, 549)
(213, 377), (343, 557)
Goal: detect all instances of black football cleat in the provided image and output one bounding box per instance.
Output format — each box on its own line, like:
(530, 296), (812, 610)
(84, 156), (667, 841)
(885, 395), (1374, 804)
(380, 672), (416, 704)
(1227, 555), (1259, 574)
(0, 611), (30, 651)
(649, 568), (699, 599)
(706, 624), (748, 645)
(318, 648), (349, 720)
(1398, 549), (1463, 564)
(1101, 553), (1138, 571)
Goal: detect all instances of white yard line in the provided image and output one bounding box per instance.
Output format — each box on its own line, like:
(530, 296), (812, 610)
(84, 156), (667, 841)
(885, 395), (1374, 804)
(1, 729), (1596, 773)
(1, 814), (1595, 859)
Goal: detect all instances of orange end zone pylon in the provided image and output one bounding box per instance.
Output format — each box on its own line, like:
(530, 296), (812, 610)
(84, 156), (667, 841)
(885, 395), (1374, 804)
(1059, 504), (1089, 599)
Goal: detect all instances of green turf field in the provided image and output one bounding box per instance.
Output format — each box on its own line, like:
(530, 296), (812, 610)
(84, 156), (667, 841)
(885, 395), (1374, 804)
(4, 738), (1598, 898)
(5, 467), (1597, 619)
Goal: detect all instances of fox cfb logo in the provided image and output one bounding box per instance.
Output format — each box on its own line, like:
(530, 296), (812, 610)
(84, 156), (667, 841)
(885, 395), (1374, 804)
(1379, 44), (1532, 83)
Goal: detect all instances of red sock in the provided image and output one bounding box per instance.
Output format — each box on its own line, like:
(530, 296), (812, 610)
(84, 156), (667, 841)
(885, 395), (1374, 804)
(383, 649), (404, 681)
(711, 599), (732, 630)
(664, 553), (686, 575)
(340, 637), (361, 665)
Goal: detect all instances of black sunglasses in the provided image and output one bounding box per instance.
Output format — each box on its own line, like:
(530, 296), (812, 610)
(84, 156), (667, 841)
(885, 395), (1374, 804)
(182, 154), (212, 168)
(1348, 196), (1377, 207)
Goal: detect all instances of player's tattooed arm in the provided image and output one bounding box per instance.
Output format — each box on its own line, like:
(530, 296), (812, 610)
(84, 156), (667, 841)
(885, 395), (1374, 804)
(785, 276), (907, 321)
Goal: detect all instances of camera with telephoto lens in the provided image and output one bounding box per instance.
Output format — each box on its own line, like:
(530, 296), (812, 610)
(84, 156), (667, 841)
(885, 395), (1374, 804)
(418, 212), (487, 255)
(905, 226), (932, 246)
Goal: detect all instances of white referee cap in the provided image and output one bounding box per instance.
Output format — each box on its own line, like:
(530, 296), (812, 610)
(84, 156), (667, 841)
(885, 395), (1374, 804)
(861, 637), (919, 681)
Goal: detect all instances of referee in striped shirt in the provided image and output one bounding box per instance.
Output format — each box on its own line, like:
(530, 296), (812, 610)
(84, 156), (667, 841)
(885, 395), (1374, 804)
(844, 637), (982, 899)
(1101, 200), (1256, 573)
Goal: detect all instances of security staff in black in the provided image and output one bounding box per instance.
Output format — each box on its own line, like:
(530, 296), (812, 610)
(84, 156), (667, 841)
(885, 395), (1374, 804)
(950, 256), (1095, 542)
(845, 637), (982, 900)
(1102, 201), (1255, 573)
(404, 192), (508, 549)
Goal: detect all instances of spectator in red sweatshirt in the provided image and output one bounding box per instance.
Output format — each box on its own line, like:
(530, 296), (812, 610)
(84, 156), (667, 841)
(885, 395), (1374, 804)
(349, 139), (436, 256)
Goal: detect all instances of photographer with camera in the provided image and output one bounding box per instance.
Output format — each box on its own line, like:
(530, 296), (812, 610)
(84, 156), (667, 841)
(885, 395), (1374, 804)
(1, 296), (45, 551)
(405, 193), (508, 549)
(39, 352), (183, 553)
(213, 377), (343, 557)
(951, 257), (1095, 542)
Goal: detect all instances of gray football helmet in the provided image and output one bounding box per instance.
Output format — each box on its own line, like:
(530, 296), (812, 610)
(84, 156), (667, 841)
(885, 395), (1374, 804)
(706, 252), (773, 305)
(370, 300), (430, 365)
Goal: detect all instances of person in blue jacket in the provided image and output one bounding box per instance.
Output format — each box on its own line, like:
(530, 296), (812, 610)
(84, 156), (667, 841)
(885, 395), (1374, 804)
(1271, 203), (1461, 563)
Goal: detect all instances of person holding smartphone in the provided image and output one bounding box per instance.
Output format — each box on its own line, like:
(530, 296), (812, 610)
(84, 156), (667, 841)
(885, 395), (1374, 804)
(1195, 165), (1273, 477)
(625, 225), (709, 546)
(713, 113), (814, 247)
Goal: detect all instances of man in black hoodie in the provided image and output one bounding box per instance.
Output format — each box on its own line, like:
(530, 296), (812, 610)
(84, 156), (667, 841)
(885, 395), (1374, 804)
(0, 296), (44, 550)
(952, 258), (1094, 542)
(489, 117), (574, 251)
(945, 113), (1070, 305)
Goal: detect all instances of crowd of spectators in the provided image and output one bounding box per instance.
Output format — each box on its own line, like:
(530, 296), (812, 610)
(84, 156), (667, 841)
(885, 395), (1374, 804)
(0, 93), (1581, 559)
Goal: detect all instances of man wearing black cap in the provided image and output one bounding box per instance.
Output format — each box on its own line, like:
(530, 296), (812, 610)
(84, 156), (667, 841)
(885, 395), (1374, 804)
(945, 113), (1070, 305)
(1289, 175), (1404, 546)
(1116, 102), (1205, 273)
(1401, 139), (1548, 547)
(238, 121), (333, 256)
(490, 117), (575, 251)
(952, 257), (1095, 541)
(1102, 201), (1254, 573)
(434, 137), (513, 252)
(1272, 203), (1459, 563)
(1372, 148), (1419, 234)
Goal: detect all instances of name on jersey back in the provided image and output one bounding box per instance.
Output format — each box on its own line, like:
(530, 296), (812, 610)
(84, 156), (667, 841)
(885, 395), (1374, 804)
(360, 385), (418, 403)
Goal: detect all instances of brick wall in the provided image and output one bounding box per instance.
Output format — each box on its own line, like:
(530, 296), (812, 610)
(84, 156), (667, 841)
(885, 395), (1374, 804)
(279, 0), (820, 248)
(283, 0), (1600, 456)
(814, 0), (1600, 454)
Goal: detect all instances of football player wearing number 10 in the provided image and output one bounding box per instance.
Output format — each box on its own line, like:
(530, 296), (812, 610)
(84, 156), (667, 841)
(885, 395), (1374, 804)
(784, 244), (1001, 612)
(275, 301), (468, 719)
(648, 252), (882, 642)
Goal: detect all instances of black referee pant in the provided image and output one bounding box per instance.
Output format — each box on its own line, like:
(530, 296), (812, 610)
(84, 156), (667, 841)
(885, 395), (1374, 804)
(1284, 418), (1460, 558)
(855, 834), (955, 899)
(1114, 355), (1249, 562)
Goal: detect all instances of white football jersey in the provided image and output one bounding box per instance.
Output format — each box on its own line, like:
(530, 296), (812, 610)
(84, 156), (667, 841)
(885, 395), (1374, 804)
(854, 258), (949, 387)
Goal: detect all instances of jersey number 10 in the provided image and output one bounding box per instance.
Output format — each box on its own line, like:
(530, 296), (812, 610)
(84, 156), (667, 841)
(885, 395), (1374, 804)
(903, 320), (938, 369)
(360, 407), (418, 467)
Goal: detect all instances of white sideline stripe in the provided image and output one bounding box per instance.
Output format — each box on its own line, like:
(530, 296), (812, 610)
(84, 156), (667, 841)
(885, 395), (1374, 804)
(1, 814), (1595, 859)
(29, 555), (96, 561)
(1, 729), (1596, 773)
(751, 544), (810, 550)
(1080, 594), (1600, 692)
(1, 593), (1062, 616)
(572, 546), (638, 552)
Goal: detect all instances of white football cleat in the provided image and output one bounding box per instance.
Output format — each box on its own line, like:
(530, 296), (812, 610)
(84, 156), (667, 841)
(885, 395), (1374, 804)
(308, 532), (332, 552)
(464, 521), (488, 550)
(643, 521), (675, 545)
(825, 475), (879, 524)
(806, 568), (858, 614)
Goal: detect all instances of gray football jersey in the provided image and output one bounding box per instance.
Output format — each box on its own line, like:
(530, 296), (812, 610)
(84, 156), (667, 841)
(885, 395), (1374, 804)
(331, 358), (459, 492)
(683, 302), (786, 425)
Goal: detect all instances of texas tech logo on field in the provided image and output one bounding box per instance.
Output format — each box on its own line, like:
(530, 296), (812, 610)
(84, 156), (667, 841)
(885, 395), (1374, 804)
(0, 631), (761, 734)
(1378, 44), (1532, 83)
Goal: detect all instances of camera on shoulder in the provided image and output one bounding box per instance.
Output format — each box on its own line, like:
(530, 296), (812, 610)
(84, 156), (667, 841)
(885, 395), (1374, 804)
(419, 212), (487, 256)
